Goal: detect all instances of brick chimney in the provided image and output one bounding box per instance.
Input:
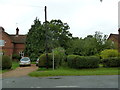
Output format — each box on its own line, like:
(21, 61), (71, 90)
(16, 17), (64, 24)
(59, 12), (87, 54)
(16, 27), (19, 36)
(0, 27), (5, 32)
(118, 28), (120, 52)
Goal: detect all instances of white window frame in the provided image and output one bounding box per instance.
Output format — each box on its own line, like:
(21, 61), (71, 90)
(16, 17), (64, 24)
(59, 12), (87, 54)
(19, 51), (24, 57)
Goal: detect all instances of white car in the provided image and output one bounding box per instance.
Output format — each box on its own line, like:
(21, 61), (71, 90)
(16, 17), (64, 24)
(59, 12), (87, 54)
(36, 58), (39, 66)
(19, 57), (31, 67)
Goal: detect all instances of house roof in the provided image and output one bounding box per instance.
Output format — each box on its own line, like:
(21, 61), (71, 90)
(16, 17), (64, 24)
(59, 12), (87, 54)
(108, 34), (118, 41)
(1, 26), (27, 44)
(10, 35), (26, 44)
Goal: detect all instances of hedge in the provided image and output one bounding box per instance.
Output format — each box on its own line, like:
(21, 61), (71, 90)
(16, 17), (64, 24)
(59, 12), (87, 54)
(67, 55), (100, 69)
(0, 55), (12, 70)
(102, 57), (120, 67)
(38, 53), (63, 68)
(100, 49), (119, 59)
(38, 47), (66, 68)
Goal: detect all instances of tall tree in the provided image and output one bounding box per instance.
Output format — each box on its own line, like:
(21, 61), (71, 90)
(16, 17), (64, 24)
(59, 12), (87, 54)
(24, 18), (45, 61)
(49, 19), (72, 49)
(24, 18), (72, 61)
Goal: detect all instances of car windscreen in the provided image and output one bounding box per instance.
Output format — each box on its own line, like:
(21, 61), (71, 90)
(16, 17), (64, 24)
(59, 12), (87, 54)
(20, 57), (30, 61)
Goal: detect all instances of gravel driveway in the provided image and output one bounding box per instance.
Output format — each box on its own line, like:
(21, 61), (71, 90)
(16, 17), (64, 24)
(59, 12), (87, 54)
(1, 64), (38, 78)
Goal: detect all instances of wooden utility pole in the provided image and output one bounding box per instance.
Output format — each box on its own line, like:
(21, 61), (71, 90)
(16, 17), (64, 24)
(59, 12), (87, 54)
(45, 6), (49, 69)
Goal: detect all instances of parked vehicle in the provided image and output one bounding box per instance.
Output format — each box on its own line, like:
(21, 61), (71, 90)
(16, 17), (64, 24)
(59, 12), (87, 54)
(36, 58), (39, 66)
(19, 57), (31, 67)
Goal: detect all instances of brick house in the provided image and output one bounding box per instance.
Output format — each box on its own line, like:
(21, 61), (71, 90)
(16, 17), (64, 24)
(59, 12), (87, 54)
(108, 29), (120, 52)
(0, 27), (26, 57)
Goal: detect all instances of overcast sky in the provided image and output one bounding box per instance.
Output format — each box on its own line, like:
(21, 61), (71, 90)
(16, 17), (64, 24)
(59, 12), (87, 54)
(0, 0), (119, 38)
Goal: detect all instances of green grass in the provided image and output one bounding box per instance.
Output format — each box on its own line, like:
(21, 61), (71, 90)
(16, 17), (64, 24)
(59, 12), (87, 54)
(11, 61), (19, 69)
(0, 61), (19, 74)
(29, 67), (119, 77)
(31, 62), (36, 64)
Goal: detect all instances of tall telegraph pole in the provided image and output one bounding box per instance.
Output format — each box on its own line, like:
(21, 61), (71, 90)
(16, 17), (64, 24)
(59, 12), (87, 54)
(45, 6), (49, 69)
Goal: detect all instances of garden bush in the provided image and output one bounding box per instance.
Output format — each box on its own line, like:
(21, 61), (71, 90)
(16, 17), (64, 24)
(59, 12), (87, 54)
(38, 53), (60, 68)
(67, 55), (100, 69)
(1, 55), (12, 70)
(12, 54), (21, 61)
(38, 54), (47, 67)
(100, 49), (119, 59)
(102, 57), (120, 67)
(38, 47), (66, 68)
(53, 47), (66, 66)
(67, 55), (79, 68)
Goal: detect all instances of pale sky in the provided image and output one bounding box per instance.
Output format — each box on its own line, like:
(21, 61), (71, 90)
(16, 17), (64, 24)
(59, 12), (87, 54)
(0, 0), (119, 38)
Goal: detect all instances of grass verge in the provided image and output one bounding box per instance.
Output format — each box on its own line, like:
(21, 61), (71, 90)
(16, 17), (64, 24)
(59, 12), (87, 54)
(29, 67), (119, 77)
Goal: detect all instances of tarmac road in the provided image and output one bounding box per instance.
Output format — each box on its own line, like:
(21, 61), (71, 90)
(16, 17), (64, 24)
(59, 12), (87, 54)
(1, 75), (119, 88)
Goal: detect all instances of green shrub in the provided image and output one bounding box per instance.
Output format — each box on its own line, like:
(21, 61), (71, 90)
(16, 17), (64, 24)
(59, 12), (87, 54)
(67, 55), (79, 68)
(102, 57), (120, 67)
(53, 47), (66, 66)
(38, 54), (47, 67)
(12, 54), (21, 61)
(67, 55), (100, 69)
(100, 49), (119, 59)
(1, 55), (12, 70)
(38, 53), (58, 68)
(38, 47), (66, 68)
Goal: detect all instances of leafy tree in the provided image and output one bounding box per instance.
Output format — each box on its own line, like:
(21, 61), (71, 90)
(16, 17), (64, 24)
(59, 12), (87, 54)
(93, 31), (116, 52)
(49, 19), (72, 49)
(25, 18), (45, 61)
(24, 18), (72, 61)
(66, 31), (116, 56)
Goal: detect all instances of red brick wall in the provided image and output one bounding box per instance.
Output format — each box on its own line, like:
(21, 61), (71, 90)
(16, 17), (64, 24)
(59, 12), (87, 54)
(13, 43), (25, 54)
(0, 31), (14, 56)
(108, 35), (118, 48)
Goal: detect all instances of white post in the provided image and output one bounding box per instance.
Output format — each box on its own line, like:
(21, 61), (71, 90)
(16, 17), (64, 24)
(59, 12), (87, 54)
(52, 49), (54, 70)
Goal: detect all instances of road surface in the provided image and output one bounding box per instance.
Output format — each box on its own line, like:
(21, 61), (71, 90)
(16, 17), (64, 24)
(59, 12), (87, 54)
(1, 75), (119, 88)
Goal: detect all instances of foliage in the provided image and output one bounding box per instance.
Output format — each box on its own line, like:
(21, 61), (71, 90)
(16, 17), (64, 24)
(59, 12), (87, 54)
(53, 47), (66, 66)
(38, 47), (66, 68)
(24, 18), (44, 61)
(67, 55), (100, 69)
(49, 20), (72, 49)
(1, 61), (19, 73)
(11, 62), (19, 70)
(66, 31), (116, 56)
(38, 54), (47, 67)
(100, 49), (119, 59)
(25, 18), (72, 61)
(12, 54), (21, 61)
(93, 31), (116, 51)
(0, 55), (12, 70)
(102, 57), (120, 67)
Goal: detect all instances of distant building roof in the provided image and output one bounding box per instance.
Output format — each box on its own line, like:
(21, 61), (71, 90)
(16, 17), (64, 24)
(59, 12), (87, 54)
(10, 35), (26, 44)
(1, 27), (27, 44)
(108, 34), (118, 41)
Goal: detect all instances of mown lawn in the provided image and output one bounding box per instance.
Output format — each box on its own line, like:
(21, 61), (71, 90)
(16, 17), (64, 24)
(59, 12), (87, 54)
(0, 61), (19, 74)
(29, 67), (119, 77)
